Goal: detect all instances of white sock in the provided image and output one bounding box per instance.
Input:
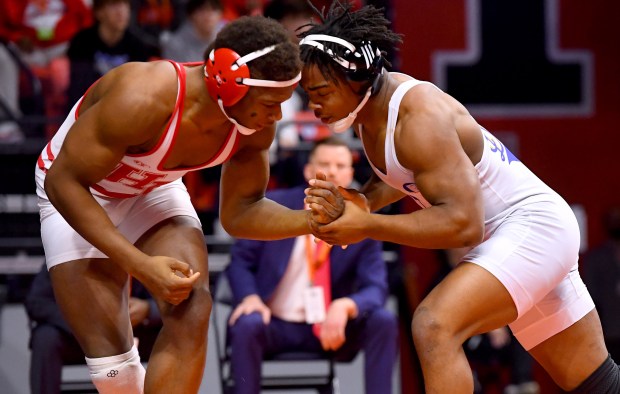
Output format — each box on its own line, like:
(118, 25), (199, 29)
(85, 345), (145, 394)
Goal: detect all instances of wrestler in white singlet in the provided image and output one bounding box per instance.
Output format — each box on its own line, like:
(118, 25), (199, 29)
(35, 61), (239, 269)
(359, 77), (594, 350)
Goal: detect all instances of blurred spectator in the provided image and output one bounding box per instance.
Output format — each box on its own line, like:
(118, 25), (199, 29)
(584, 206), (620, 362)
(263, 0), (316, 150)
(264, 0), (358, 152)
(226, 137), (398, 394)
(0, 43), (23, 143)
(130, 0), (185, 46)
(0, 0), (93, 140)
(161, 0), (225, 62)
(0, 0), (92, 61)
(262, 0), (354, 188)
(260, 0), (318, 188)
(25, 264), (162, 394)
(163, 0), (225, 228)
(263, 0), (313, 43)
(66, 0), (160, 107)
(222, 0), (266, 21)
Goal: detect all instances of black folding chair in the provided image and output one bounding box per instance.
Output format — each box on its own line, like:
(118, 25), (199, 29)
(212, 274), (339, 394)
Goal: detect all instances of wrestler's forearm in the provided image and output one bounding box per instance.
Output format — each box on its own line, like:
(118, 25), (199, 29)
(220, 197), (310, 240)
(364, 205), (483, 249)
(360, 174), (405, 212)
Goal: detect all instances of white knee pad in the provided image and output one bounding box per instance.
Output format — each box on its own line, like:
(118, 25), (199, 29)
(85, 345), (146, 394)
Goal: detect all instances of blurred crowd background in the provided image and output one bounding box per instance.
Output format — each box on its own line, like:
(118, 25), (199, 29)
(1, 1), (619, 393)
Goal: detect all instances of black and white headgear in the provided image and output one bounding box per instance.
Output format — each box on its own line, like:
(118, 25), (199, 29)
(299, 34), (384, 84)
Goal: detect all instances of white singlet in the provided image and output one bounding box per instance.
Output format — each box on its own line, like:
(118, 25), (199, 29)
(35, 61), (238, 268)
(36, 61), (239, 199)
(360, 76), (595, 350)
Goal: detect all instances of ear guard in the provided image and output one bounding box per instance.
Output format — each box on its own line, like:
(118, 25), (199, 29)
(205, 48), (250, 107)
(299, 35), (384, 85)
(205, 44), (302, 107)
(346, 40), (384, 82)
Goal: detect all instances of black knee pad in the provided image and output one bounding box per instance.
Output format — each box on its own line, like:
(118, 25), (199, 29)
(568, 354), (620, 393)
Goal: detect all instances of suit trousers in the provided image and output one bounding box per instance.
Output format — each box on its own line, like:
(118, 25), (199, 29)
(228, 308), (398, 394)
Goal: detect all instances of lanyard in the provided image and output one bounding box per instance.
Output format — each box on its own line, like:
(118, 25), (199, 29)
(305, 235), (331, 284)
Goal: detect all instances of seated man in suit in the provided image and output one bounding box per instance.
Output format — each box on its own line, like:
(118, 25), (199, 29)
(226, 136), (399, 394)
(25, 265), (162, 394)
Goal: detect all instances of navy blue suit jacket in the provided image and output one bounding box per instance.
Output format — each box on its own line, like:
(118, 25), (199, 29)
(226, 186), (388, 316)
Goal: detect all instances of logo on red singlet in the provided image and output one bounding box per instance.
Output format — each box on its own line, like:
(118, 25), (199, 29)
(105, 163), (169, 193)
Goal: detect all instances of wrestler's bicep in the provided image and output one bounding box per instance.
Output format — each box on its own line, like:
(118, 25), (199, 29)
(396, 116), (481, 210)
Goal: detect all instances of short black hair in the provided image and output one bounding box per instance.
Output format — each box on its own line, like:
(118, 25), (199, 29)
(186, 0), (222, 16)
(299, 0), (402, 84)
(206, 15), (302, 81)
(308, 136), (351, 161)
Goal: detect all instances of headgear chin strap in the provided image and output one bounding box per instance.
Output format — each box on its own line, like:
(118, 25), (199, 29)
(214, 100), (256, 136)
(327, 86), (372, 134)
(299, 34), (383, 133)
(204, 44), (301, 135)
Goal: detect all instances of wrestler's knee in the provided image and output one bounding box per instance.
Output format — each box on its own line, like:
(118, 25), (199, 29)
(568, 355), (620, 393)
(411, 305), (455, 353)
(182, 284), (213, 330)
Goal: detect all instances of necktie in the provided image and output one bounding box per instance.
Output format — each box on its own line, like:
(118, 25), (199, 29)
(308, 238), (331, 338)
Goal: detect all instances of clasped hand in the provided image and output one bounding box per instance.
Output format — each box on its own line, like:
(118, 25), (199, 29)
(304, 172), (371, 246)
(134, 256), (201, 306)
